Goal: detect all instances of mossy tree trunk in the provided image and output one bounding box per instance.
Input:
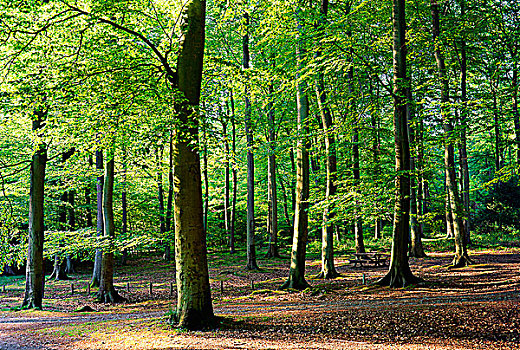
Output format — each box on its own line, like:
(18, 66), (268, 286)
(22, 112), (47, 310)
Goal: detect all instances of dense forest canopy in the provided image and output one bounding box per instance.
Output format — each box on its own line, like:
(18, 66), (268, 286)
(0, 0), (519, 328)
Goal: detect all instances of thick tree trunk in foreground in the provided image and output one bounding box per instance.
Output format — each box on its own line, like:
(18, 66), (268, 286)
(431, 0), (470, 267)
(377, 0), (422, 288)
(91, 150), (104, 288)
(243, 10), (259, 270)
(172, 0), (214, 330)
(281, 11), (311, 291)
(98, 153), (124, 303)
(22, 113), (47, 310)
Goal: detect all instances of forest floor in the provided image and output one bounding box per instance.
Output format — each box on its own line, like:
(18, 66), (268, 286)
(0, 247), (519, 349)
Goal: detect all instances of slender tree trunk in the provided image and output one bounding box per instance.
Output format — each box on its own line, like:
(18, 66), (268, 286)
(165, 131), (174, 261)
(431, 0), (470, 267)
(229, 90), (237, 254)
(408, 88), (426, 258)
(85, 156), (93, 228)
(243, 10), (259, 270)
(65, 189), (76, 274)
(172, 0), (214, 330)
(371, 102), (383, 240)
(281, 8), (310, 291)
(266, 84), (280, 259)
(314, 0), (339, 278)
(222, 118), (230, 253)
(91, 150), (104, 287)
(121, 146), (128, 265)
(98, 151), (124, 303)
(279, 175), (292, 227)
(157, 148), (168, 260)
(22, 112), (47, 310)
(458, 10), (471, 245)
(512, 60), (520, 166)
(377, 0), (422, 288)
(492, 85), (502, 173)
(202, 125), (209, 233)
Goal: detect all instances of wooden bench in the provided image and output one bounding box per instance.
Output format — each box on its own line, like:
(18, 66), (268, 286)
(349, 252), (388, 268)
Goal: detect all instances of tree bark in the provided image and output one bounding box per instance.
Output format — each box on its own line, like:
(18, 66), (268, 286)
(165, 131), (174, 261)
(266, 83), (280, 259)
(376, 0), (422, 288)
(98, 151), (124, 303)
(513, 60), (520, 166)
(121, 146), (128, 265)
(90, 149), (103, 288)
(314, 0), (339, 279)
(172, 0), (214, 330)
(229, 90), (237, 254)
(243, 10), (259, 270)
(431, 0), (470, 267)
(281, 8), (311, 291)
(222, 117), (230, 254)
(22, 112), (47, 309)
(85, 155), (93, 228)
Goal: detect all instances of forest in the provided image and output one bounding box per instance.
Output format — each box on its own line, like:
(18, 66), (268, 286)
(0, 0), (519, 349)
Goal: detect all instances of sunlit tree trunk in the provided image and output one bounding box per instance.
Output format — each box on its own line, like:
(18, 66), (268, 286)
(229, 90), (237, 254)
(377, 0), (422, 287)
(513, 60), (520, 165)
(243, 9), (259, 270)
(121, 145), (128, 265)
(90, 149), (103, 288)
(431, 0), (470, 267)
(281, 7), (310, 291)
(172, 0), (214, 329)
(266, 84), (280, 259)
(98, 150), (124, 303)
(22, 112), (47, 309)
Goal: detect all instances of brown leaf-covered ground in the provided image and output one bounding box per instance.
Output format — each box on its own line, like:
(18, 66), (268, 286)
(0, 248), (519, 349)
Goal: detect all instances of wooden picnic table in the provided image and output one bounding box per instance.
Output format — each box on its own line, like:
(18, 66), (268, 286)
(349, 252), (388, 268)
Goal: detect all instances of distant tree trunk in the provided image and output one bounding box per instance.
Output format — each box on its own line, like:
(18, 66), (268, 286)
(408, 88), (426, 258)
(157, 148), (167, 259)
(279, 174), (292, 227)
(98, 150), (124, 303)
(281, 8), (310, 291)
(121, 146), (128, 265)
(492, 84), (503, 173)
(90, 150), (104, 288)
(85, 156), (93, 228)
(371, 97), (383, 240)
(165, 131), (174, 261)
(431, 0), (470, 267)
(459, 0), (471, 244)
(222, 117), (230, 253)
(377, 0), (422, 287)
(513, 60), (520, 166)
(65, 188), (76, 274)
(266, 84), (280, 259)
(229, 90), (237, 254)
(243, 10), (259, 270)
(50, 148), (75, 280)
(22, 112), (47, 310)
(314, 0), (339, 279)
(172, 0), (214, 330)
(202, 125), (209, 232)
(290, 145), (296, 213)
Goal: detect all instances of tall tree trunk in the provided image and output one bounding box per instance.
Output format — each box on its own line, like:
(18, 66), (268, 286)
(492, 84), (502, 173)
(281, 7), (311, 291)
(408, 88), (427, 258)
(98, 150), (124, 303)
(157, 148), (168, 260)
(377, 0), (421, 288)
(229, 90), (237, 254)
(65, 189), (76, 274)
(266, 84), (280, 259)
(371, 96), (383, 240)
(243, 10), (259, 270)
(172, 0), (214, 330)
(90, 149), (104, 287)
(22, 112), (47, 309)
(202, 125), (209, 233)
(431, 0), (470, 267)
(314, 0), (339, 278)
(458, 9), (471, 245)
